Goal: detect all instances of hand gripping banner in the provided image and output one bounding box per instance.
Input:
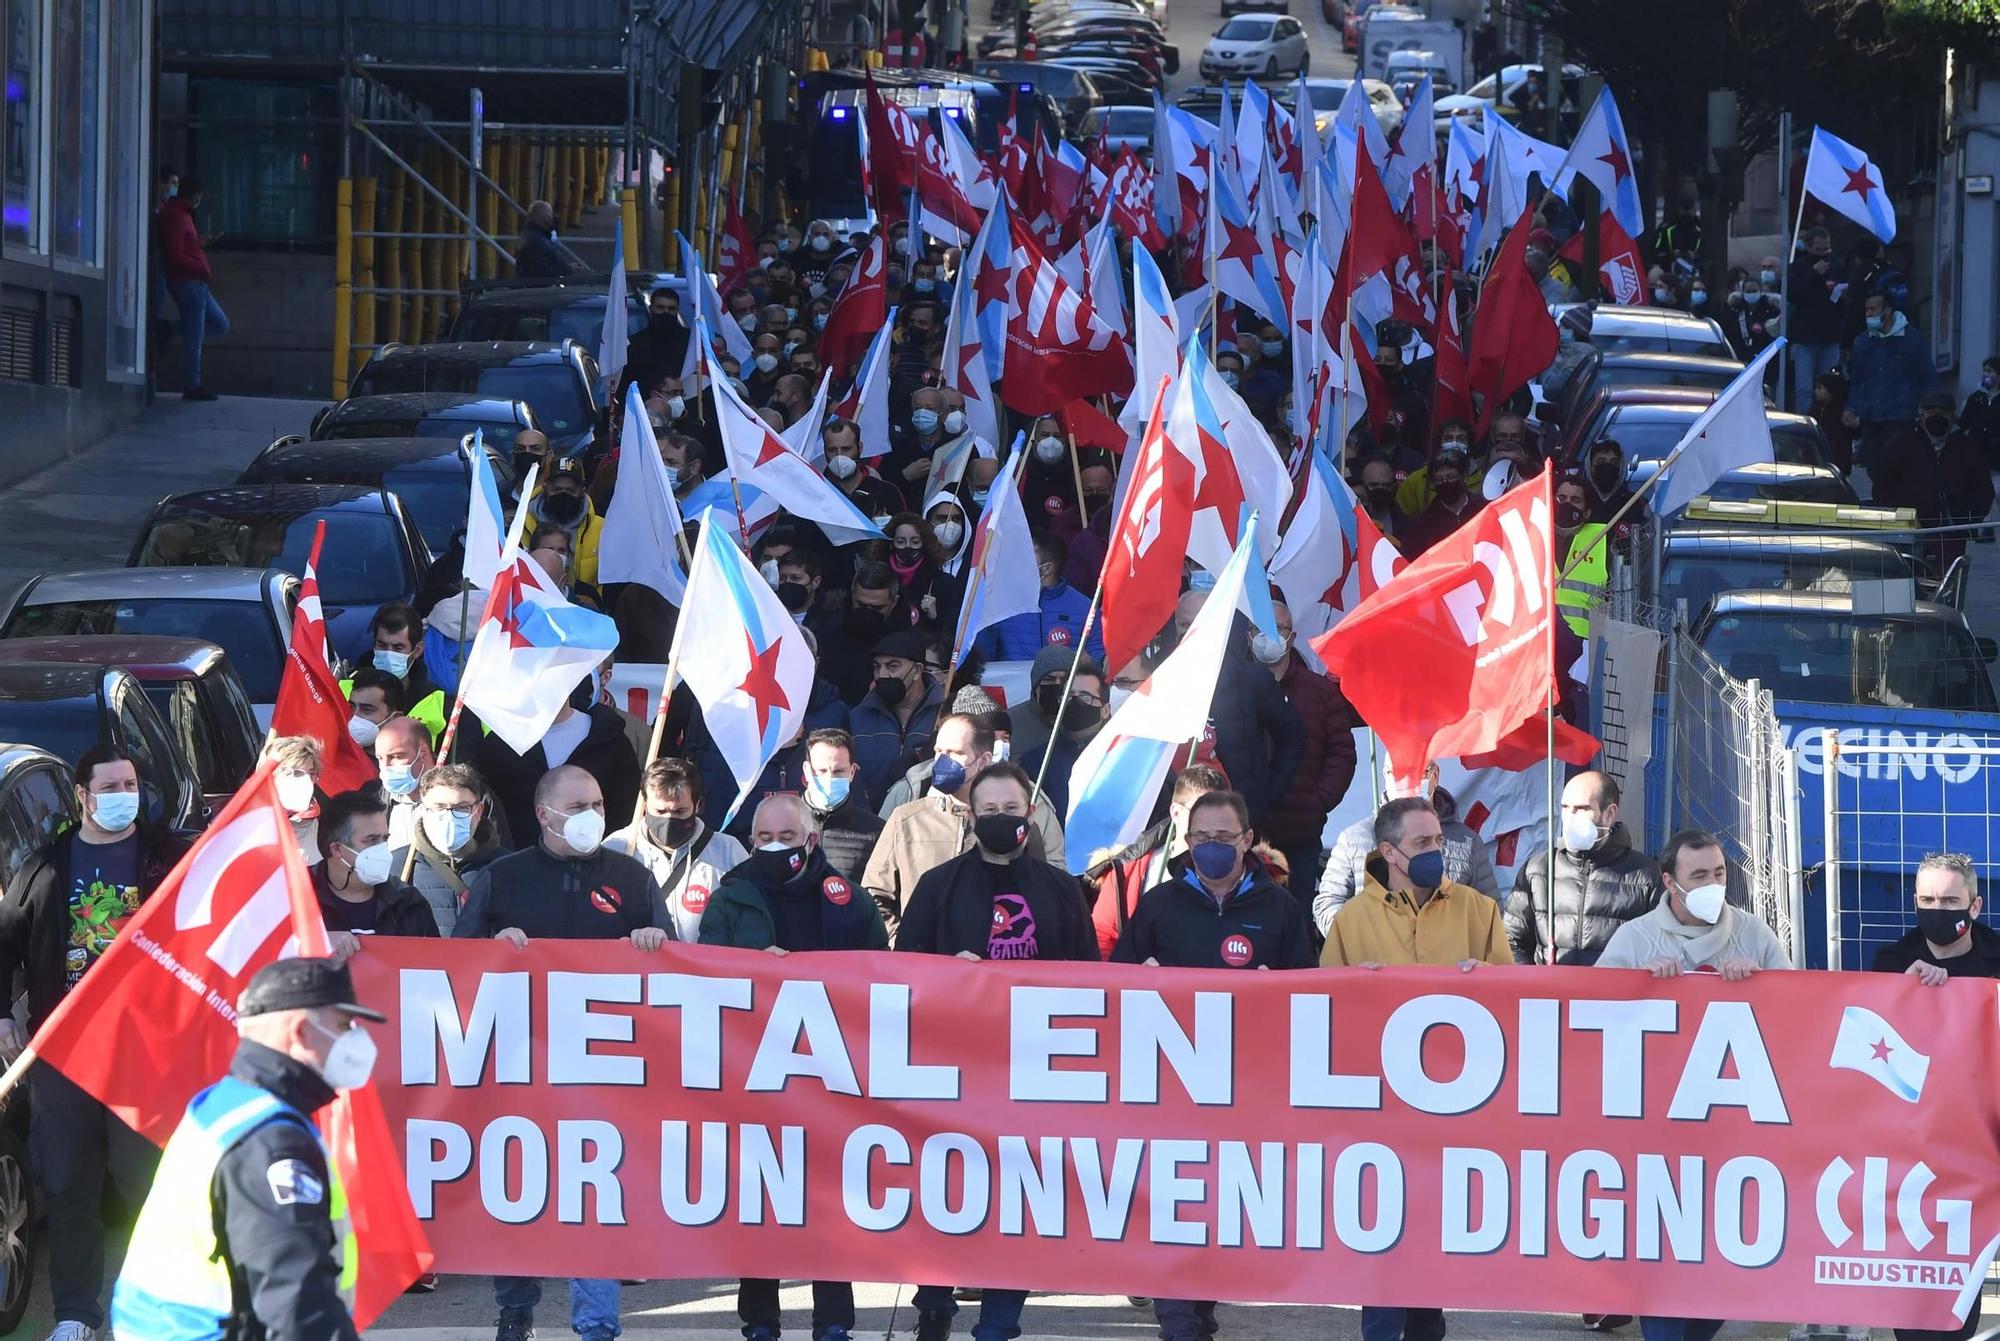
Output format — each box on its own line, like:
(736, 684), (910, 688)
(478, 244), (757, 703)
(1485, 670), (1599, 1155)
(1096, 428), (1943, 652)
(352, 941), (2000, 1330)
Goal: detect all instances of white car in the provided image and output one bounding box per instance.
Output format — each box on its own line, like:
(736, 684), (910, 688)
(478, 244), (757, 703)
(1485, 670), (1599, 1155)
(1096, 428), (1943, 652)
(1198, 14), (1310, 79)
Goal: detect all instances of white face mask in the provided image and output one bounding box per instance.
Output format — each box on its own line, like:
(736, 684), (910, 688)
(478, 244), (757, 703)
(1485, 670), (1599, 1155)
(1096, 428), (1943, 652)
(943, 409), (967, 435)
(665, 395), (686, 420)
(1250, 632), (1288, 664)
(552, 806), (605, 855)
(276, 769), (316, 814)
(826, 453), (859, 480)
(1560, 811), (1602, 854)
(1034, 435), (1064, 463)
(990, 738), (1010, 763)
(755, 352), (780, 374)
(422, 807), (476, 854)
(1680, 881), (1726, 925)
(1108, 684), (1133, 712)
(933, 519), (964, 548)
(346, 840), (394, 887)
(312, 1019), (378, 1090)
(347, 715), (379, 748)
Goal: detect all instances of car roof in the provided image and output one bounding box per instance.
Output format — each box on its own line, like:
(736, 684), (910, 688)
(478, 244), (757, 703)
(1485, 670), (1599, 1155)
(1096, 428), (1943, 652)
(22, 566), (287, 604)
(248, 437), (469, 475)
(149, 483), (389, 522)
(361, 341), (572, 371)
(324, 392), (533, 422)
(1609, 403), (1812, 428)
(1597, 350), (1745, 373)
(1666, 532), (1906, 559)
(0, 662), (108, 699)
(1627, 460), (1843, 485)
(0, 743), (68, 781)
(1564, 303), (1723, 332)
(1705, 590), (1959, 622)
(0, 635), (225, 679)
(456, 288), (635, 315)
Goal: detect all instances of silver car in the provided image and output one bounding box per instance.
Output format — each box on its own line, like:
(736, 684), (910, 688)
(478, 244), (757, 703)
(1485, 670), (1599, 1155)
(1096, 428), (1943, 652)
(1199, 14), (1310, 78)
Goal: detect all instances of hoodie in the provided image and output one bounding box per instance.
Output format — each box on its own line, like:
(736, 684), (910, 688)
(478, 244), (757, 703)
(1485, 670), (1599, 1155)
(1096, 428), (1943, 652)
(521, 494), (606, 585)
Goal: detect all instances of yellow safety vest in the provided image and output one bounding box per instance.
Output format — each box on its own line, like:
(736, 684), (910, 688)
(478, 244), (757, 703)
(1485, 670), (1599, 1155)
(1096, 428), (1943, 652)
(1557, 523), (1609, 637)
(111, 1075), (355, 1341)
(340, 676), (447, 744)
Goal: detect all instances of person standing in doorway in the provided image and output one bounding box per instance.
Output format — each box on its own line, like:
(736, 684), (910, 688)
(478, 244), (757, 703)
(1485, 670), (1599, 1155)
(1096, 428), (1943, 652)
(158, 175), (229, 401)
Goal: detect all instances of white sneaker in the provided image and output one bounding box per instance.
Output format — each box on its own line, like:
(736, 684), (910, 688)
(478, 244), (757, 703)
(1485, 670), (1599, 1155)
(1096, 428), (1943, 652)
(46, 1323), (96, 1341)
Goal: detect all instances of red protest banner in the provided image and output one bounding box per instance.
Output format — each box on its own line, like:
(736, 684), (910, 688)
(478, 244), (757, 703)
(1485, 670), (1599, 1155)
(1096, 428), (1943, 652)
(352, 940), (2000, 1330)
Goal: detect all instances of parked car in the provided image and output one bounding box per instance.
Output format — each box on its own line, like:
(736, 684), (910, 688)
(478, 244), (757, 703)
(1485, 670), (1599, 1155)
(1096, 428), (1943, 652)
(1072, 103), (1158, 152)
(972, 60), (1105, 130)
(346, 341), (601, 457)
(1693, 591), (1999, 714)
(0, 567), (297, 727)
(127, 484), (428, 666)
(1652, 532), (1919, 621)
(1320, 0), (1344, 25)
(1569, 403), (1835, 476)
(1200, 15), (1310, 77)
(1299, 77), (1404, 138)
(447, 274), (675, 351)
(0, 638), (262, 812)
(1435, 62), (1587, 134)
(309, 391), (543, 454)
(238, 434), (514, 557)
(1551, 304), (1733, 359)
(1044, 59), (1157, 103)
(0, 664), (203, 831)
(1624, 459), (1860, 509)
(1547, 350), (1749, 439)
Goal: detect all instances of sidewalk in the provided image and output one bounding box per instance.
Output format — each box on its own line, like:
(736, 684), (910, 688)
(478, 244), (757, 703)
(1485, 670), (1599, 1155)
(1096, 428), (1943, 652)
(0, 394), (320, 595)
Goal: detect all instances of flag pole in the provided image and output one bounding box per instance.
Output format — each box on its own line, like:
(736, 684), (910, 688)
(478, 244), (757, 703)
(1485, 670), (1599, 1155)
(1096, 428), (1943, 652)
(1543, 468), (1560, 963)
(1028, 583), (1104, 812)
(1064, 423), (1090, 518)
(0, 1044), (36, 1106)
(631, 639), (689, 830)
(1780, 117), (1807, 408)
(399, 464), (541, 883)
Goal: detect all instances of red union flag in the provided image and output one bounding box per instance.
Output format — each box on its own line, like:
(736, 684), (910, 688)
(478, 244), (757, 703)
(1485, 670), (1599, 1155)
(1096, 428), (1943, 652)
(1000, 216), (1132, 415)
(1315, 471), (1558, 784)
(270, 521), (376, 794)
(28, 761), (434, 1322)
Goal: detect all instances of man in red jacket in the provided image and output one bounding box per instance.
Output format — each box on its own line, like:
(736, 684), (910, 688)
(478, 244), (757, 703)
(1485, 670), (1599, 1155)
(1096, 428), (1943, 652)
(157, 174), (229, 400)
(1253, 599), (1357, 908)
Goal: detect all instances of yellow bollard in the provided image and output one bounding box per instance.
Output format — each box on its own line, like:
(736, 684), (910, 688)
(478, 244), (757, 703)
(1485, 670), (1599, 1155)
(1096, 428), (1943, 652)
(332, 179), (353, 397)
(621, 188), (639, 270)
(355, 177), (377, 357)
(381, 169), (404, 345)
(480, 140), (502, 277)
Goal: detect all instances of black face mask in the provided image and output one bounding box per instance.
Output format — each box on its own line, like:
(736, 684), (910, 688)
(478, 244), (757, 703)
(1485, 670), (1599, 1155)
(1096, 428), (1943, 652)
(646, 813), (698, 848)
(973, 812), (1030, 858)
(1924, 414), (1953, 438)
(567, 679), (596, 712)
(1917, 905), (1972, 946)
(1434, 479), (1467, 504)
(848, 606), (890, 637)
(512, 451), (542, 478)
(1082, 492), (1112, 514)
(873, 673), (910, 707)
(1036, 681), (1067, 723)
(543, 492), (585, 524)
(750, 844), (808, 885)
(1364, 483), (1397, 509)
(1065, 696), (1103, 736)
(1591, 461), (1622, 487)
(1557, 502), (1587, 531)
(777, 580), (812, 613)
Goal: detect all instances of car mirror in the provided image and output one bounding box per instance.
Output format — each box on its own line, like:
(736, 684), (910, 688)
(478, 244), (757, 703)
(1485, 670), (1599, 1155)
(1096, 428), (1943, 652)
(1977, 636), (1998, 665)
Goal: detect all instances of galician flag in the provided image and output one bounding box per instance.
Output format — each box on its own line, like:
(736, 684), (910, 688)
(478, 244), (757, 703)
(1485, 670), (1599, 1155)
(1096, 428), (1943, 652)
(1803, 127), (1897, 243)
(1829, 1004), (1929, 1103)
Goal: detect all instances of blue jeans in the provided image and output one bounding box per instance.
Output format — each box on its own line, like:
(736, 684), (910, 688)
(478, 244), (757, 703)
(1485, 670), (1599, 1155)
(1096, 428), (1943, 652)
(494, 1276), (622, 1339)
(1359, 1307), (1447, 1341)
(911, 1285), (1029, 1341)
(168, 278), (228, 389)
(1153, 1298), (1219, 1341)
(736, 1278), (855, 1339)
(1788, 340), (1840, 412)
(1638, 1320), (1722, 1341)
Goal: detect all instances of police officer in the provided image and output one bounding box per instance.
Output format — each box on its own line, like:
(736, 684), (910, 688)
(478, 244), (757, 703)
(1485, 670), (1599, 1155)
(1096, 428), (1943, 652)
(111, 957), (384, 1341)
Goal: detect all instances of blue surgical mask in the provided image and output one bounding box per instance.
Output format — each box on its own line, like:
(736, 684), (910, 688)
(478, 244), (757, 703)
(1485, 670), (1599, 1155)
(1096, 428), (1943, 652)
(1865, 314), (1885, 332)
(1405, 847), (1445, 889)
(1653, 286), (1673, 304)
(165, 184), (178, 199)
(372, 648), (410, 678)
(1689, 289), (1707, 307)
(1260, 340), (1284, 359)
(1191, 841), (1239, 880)
(1759, 268), (1778, 286)
(812, 313), (828, 331)
(1983, 373), (1998, 392)
(1221, 371), (1240, 389)
(381, 761), (418, 798)
(931, 754), (967, 795)
(913, 278), (935, 294)
(90, 790), (140, 832)
(911, 408), (940, 434)
(806, 772), (851, 810)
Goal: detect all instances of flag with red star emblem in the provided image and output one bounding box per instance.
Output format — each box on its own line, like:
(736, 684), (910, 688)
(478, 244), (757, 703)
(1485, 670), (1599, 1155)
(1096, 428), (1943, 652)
(1166, 333), (1293, 572)
(1209, 151), (1287, 326)
(1118, 245), (1181, 444)
(1269, 451), (1364, 641)
(944, 225), (1003, 453)
(1382, 75), (1434, 210)
(1803, 126), (1897, 244)
(672, 511), (818, 822)
(949, 440), (1042, 668)
(831, 320), (894, 461)
(1553, 88), (1645, 240)
(458, 538), (620, 755)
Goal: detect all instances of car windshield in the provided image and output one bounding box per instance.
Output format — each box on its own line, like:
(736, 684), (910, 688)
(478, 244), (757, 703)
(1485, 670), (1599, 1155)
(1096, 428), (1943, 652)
(1613, 421), (1828, 469)
(2, 598), (288, 701)
(1666, 549), (1910, 617)
(474, 366), (589, 436)
(135, 508), (408, 606)
(454, 298), (646, 350)
(1598, 365), (1740, 396)
(1104, 107), (1152, 132)
(1217, 18), (1271, 38)
(382, 462), (468, 553)
(1702, 611), (1998, 712)
(1590, 328), (1732, 358)
(1694, 469), (1857, 506)
(0, 696), (102, 769)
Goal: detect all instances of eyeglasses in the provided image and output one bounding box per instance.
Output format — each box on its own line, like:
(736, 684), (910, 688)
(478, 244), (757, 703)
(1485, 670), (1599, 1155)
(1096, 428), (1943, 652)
(1187, 830), (1243, 846)
(1071, 691), (1105, 708)
(422, 803), (477, 819)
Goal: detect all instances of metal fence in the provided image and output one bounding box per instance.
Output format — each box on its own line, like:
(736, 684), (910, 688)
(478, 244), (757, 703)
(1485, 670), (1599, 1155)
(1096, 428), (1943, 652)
(1814, 734), (2000, 971)
(1667, 627), (1806, 965)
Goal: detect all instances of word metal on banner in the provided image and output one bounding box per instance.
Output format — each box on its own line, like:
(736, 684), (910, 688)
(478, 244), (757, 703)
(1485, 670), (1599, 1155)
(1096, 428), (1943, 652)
(352, 942), (2000, 1330)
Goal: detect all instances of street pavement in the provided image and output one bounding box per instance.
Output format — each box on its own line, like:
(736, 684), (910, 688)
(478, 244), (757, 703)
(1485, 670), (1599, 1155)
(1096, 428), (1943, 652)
(1154, 0), (1356, 99)
(0, 394), (320, 598)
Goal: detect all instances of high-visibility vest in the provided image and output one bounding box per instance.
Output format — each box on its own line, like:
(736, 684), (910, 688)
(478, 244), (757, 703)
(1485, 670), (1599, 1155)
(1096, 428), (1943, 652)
(111, 1075), (355, 1341)
(339, 676), (447, 744)
(1557, 523), (1609, 636)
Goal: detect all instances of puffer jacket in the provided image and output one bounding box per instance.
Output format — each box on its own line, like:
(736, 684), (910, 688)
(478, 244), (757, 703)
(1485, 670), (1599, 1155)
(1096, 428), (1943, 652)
(1312, 788), (1499, 933)
(1263, 658), (1357, 849)
(1502, 821), (1662, 965)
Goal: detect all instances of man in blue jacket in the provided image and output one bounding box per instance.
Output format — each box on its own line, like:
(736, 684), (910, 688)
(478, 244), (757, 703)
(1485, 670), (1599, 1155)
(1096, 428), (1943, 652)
(973, 534), (1105, 663)
(1847, 288), (1934, 475)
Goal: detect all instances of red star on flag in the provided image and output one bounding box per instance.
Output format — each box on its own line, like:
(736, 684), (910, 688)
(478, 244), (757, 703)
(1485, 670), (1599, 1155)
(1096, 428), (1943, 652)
(1217, 214), (1264, 267)
(1189, 422), (1248, 543)
(735, 631), (792, 739)
(753, 426), (791, 468)
(1842, 163), (1877, 203)
(491, 556), (544, 650)
(954, 334), (986, 392)
(974, 252), (1012, 310)
(1598, 142), (1632, 183)
(1869, 1038), (1895, 1063)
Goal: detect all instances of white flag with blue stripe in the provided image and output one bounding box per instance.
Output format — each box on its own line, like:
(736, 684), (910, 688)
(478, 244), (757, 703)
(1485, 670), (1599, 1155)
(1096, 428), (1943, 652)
(1803, 127), (1897, 243)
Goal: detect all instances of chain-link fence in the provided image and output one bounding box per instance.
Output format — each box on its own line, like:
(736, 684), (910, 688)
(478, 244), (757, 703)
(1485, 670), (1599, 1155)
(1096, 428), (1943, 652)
(1668, 628), (1806, 965)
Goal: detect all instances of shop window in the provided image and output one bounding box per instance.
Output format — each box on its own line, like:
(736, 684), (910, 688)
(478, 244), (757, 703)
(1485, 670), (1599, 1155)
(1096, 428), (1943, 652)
(4, 0), (39, 251)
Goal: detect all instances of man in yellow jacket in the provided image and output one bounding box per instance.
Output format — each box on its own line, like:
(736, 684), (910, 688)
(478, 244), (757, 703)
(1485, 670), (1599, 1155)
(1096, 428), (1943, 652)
(1321, 795), (1510, 1341)
(521, 455), (605, 586)
(1321, 796), (1512, 970)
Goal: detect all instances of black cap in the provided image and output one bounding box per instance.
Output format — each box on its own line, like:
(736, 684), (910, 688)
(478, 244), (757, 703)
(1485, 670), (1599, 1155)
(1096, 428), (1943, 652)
(872, 628), (931, 663)
(237, 957), (387, 1023)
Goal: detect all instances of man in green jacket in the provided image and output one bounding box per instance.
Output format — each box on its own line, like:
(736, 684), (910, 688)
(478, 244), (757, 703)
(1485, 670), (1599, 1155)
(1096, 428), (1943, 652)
(698, 792), (884, 1341)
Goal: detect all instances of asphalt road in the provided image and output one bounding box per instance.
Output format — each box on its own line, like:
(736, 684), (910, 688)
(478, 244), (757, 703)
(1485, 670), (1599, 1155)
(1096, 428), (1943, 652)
(1156, 0), (1357, 98)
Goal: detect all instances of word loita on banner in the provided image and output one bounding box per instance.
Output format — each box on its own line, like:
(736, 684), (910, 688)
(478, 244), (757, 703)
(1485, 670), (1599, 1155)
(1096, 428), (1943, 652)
(354, 941), (2000, 1330)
